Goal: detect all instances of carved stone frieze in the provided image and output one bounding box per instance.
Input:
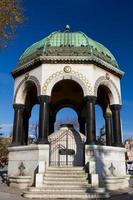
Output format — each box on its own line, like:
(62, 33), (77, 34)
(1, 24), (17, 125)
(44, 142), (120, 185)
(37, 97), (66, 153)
(42, 69), (93, 95)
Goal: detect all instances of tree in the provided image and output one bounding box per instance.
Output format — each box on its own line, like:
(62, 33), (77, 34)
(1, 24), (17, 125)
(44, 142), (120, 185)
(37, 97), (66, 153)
(0, 138), (11, 167)
(28, 122), (38, 143)
(97, 125), (106, 145)
(0, 0), (24, 48)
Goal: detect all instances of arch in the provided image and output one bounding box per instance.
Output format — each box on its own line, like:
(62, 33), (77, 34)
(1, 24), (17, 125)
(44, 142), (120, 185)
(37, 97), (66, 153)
(42, 70), (93, 96)
(94, 76), (121, 105)
(14, 75), (41, 104)
(54, 104), (79, 118)
(55, 107), (79, 131)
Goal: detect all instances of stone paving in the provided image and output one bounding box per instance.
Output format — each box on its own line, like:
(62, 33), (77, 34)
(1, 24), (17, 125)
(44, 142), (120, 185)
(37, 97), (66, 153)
(0, 167), (133, 200)
(0, 182), (133, 200)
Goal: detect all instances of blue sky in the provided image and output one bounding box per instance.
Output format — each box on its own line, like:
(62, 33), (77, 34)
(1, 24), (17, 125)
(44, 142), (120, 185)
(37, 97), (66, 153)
(0, 0), (133, 140)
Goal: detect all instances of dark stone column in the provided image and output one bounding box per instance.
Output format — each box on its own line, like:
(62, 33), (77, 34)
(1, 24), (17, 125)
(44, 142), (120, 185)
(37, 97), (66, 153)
(12, 104), (25, 146)
(110, 104), (122, 146)
(37, 95), (50, 144)
(49, 116), (55, 134)
(104, 112), (113, 146)
(23, 108), (31, 145)
(78, 117), (85, 135)
(84, 96), (97, 145)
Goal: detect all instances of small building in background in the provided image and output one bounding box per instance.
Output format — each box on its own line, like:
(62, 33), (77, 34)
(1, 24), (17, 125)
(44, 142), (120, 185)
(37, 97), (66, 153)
(125, 138), (133, 161)
(124, 138), (133, 174)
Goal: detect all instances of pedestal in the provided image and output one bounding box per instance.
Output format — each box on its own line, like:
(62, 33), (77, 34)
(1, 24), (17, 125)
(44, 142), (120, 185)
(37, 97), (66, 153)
(9, 176), (32, 189)
(85, 145), (129, 190)
(8, 144), (49, 188)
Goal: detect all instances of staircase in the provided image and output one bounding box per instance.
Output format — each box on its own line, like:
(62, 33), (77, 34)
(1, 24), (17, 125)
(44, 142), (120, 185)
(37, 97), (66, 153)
(23, 167), (109, 199)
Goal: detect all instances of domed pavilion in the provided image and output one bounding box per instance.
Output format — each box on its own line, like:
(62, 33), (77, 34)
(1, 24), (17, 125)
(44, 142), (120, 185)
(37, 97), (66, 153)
(8, 26), (129, 198)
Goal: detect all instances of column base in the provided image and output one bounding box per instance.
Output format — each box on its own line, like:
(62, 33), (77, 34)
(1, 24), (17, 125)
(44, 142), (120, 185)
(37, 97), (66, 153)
(114, 143), (123, 147)
(37, 139), (49, 144)
(85, 141), (96, 145)
(10, 141), (23, 147)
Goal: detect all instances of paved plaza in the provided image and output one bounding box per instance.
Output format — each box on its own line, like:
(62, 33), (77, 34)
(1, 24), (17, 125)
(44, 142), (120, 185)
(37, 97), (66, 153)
(0, 181), (133, 200)
(0, 167), (133, 200)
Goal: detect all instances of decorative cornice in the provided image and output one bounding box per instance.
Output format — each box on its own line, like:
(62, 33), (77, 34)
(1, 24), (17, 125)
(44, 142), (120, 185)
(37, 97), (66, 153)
(12, 55), (124, 79)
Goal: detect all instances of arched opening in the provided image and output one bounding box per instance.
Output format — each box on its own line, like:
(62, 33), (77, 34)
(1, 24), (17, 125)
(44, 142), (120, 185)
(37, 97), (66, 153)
(49, 79), (85, 135)
(96, 85), (113, 146)
(51, 79), (84, 106)
(28, 104), (39, 144)
(48, 79), (86, 166)
(23, 81), (39, 145)
(95, 105), (105, 144)
(55, 107), (79, 131)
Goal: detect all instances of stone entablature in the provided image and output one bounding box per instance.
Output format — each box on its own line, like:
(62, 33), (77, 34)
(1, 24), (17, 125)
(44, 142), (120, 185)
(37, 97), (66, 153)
(13, 63), (121, 105)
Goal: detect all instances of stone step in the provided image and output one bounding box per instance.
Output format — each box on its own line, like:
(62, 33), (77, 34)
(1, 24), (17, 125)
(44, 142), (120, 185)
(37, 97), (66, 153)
(23, 191), (110, 199)
(23, 166), (109, 199)
(44, 176), (88, 181)
(47, 167), (84, 171)
(44, 173), (87, 178)
(41, 184), (91, 188)
(43, 180), (88, 185)
(28, 186), (105, 193)
(45, 170), (87, 176)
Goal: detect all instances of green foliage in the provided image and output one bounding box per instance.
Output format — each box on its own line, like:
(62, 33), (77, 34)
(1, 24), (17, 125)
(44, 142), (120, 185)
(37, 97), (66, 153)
(0, 0), (24, 48)
(0, 137), (11, 167)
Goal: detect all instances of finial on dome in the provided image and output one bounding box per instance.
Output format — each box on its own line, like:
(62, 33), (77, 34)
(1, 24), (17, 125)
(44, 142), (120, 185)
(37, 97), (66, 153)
(65, 25), (70, 32)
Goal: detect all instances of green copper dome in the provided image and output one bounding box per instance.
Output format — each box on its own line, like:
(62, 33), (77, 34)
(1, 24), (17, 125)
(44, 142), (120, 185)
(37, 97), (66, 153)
(19, 26), (118, 68)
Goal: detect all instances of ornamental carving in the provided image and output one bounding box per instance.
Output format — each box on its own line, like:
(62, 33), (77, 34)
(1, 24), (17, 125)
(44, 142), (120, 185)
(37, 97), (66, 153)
(42, 69), (93, 95)
(44, 46), (91, 57)
(64, 66), (71, 73)
(43, 46), (117, 67)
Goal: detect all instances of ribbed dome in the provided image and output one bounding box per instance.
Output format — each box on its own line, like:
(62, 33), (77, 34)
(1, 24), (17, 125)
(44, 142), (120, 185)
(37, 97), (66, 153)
(19, 26), (118, 68)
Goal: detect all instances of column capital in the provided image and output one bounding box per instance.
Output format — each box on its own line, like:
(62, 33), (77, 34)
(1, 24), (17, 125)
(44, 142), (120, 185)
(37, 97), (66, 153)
(110, 104), (122, 111)
(38, 95), (51, 104)
(104, 112), (112, 118)
(13, 104), (25, 111)
(84, 95), (97, 103)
